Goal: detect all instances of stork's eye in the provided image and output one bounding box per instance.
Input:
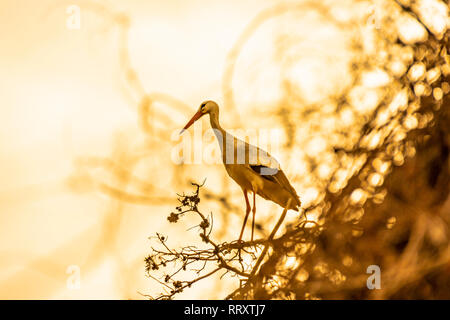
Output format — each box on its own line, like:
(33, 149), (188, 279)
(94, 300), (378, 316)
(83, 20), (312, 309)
(200, 103), (206, 110)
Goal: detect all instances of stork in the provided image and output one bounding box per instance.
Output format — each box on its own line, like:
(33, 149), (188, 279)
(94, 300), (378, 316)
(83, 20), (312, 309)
(180, 100), (301, 241)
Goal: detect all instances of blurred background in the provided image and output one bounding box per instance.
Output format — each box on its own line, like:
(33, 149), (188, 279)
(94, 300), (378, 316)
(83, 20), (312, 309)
(0, 0), (449, 299)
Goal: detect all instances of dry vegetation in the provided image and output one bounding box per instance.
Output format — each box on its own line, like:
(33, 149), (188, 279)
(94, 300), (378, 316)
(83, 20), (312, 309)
(70, 0), (449, 299)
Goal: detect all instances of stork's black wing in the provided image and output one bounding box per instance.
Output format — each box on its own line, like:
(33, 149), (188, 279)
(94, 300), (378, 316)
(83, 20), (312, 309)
(250, 165), (301, 207)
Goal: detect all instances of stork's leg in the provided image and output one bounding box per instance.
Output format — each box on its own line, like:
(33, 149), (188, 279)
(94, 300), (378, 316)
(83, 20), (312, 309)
(251, 190), (256, 241)
(238, 189), (251, 242)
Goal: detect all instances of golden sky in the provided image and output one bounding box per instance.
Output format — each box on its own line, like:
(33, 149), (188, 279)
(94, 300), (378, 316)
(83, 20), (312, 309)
(0, 0), (288, 299)
(2, 0), (440, 299)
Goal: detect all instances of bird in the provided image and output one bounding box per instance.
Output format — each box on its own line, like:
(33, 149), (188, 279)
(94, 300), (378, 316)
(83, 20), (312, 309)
(180, 100), (301, 242)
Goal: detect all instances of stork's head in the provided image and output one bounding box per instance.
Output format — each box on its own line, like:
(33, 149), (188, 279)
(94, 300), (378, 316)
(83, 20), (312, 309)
(180, 100), (219, 134)
(198, 100), (219, 115)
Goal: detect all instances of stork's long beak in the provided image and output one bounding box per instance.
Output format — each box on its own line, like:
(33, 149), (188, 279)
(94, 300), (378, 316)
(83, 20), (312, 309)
(180, 110), (203, 135)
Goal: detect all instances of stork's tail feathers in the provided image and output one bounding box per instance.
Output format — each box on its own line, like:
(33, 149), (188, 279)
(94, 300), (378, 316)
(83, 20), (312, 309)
(257, 183), (301, 211)
(287, 196), (301, 211)
(291, 196), (301, 211)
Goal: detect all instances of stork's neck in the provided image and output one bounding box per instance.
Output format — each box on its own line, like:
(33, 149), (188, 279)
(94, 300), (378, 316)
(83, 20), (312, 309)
(209, 111), (229, 157)
(209, 111), (224, 133)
